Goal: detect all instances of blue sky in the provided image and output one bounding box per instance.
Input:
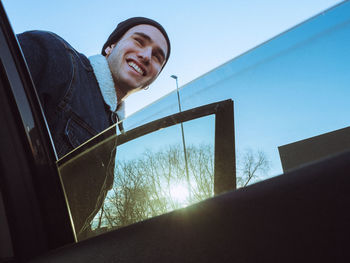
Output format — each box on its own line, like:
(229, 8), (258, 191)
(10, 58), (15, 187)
(3, 0), (344, 115)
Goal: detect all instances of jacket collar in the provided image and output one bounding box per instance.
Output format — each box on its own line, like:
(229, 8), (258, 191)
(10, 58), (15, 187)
(88, 54), (125, 121)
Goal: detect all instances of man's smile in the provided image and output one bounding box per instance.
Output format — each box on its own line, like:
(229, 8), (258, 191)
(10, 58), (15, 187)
(127, 60), (146, 76)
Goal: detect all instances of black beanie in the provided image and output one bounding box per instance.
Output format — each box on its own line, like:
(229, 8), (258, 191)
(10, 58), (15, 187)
(101, 17), (171, 67)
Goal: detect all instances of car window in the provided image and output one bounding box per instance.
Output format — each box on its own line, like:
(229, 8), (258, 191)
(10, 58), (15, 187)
(57, 101), (234, 240)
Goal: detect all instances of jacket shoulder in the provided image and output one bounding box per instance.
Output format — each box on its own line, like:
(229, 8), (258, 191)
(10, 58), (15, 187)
(17, 30), (75, 52)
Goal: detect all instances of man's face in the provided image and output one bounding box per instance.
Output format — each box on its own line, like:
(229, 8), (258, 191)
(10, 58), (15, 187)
(105, 24), (168, 96)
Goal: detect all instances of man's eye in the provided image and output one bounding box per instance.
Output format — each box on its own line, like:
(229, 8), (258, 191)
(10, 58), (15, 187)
(153, 53), (163, 64)
(135, 38), (143, 45)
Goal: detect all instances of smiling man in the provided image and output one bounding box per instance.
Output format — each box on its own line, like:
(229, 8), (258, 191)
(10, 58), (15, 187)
(17, 17), (170, 238)
(18, 17), (171, 158)
(104, 24), (168, 101)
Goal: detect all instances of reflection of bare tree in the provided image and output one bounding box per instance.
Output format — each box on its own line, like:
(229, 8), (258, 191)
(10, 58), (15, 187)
(102, 161), (152, 228)
(187, 144), (214, 202)
(237, 149), (270, 188)
(92, 144), (269, 233)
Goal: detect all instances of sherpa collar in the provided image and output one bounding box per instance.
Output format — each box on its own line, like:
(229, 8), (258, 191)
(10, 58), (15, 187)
(88, 54), (125, 121)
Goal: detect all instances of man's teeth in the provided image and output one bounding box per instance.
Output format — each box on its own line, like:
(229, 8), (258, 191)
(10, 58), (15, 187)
(128, 61), (144, 75)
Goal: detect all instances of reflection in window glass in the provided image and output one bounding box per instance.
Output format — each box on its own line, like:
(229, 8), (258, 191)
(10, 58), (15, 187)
(58, 116), (217, 240)
(91, 116), (215, 237)
(57, 133), (117, 240)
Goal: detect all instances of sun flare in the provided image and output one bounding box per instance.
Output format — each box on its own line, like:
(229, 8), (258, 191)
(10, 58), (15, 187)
(169, 184), (189, 205)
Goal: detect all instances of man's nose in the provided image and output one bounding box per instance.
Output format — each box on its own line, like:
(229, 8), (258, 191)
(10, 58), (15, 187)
(138, 47), (152, 63)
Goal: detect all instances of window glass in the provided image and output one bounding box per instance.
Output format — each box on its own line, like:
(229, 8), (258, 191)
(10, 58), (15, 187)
(58, 115), (217, 240)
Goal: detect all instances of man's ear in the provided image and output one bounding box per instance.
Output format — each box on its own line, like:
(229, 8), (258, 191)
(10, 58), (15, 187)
(105, 44), (116, 57)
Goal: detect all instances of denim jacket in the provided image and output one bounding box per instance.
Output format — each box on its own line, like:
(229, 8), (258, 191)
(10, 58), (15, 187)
(18, 30), (113, 158)
(18, 31), (118, 236)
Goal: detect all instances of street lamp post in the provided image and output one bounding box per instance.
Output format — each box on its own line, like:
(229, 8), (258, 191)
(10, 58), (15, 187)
(171, 75), (191, 201)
